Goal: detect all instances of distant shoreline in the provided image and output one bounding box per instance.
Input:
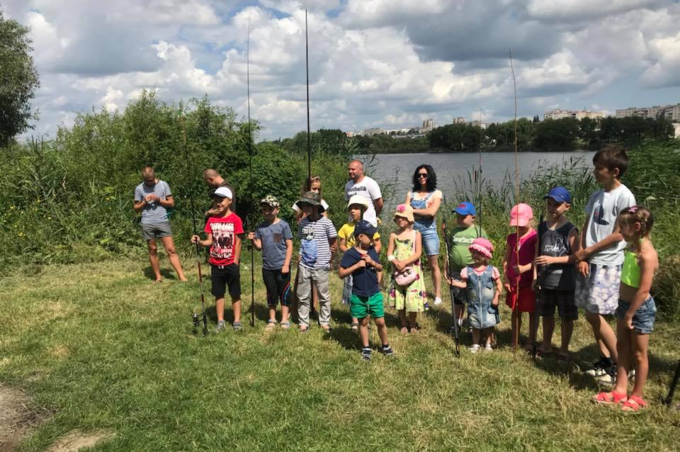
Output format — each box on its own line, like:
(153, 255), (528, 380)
(357, 148), (593, 156)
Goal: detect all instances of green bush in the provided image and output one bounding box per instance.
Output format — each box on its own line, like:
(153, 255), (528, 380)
(0, 92), (351, 271)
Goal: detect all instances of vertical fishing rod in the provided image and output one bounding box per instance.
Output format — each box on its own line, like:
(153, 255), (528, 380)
(182, 115), (208, 336)
(509, 49), (520, 354)
(247, 10), (255, 328)
(442, 219), (460, 357)
(305, 9), (311, 180)
(477, 111), (483, 237)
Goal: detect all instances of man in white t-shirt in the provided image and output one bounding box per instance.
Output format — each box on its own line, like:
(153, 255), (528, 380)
(344, 160), (383, 227)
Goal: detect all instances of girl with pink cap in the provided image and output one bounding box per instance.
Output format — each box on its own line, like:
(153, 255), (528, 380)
(449, 237), (503, 352)
(503, 203), (538, 351)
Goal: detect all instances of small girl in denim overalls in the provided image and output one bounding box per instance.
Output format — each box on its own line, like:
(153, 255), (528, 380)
(450, 238), (503, 353)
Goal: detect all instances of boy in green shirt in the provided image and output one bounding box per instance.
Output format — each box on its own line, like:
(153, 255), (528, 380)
(445, 202), (487, 331)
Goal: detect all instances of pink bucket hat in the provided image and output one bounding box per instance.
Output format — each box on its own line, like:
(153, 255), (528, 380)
(469, 237), (494, 259)
(510, 203), (533, 227)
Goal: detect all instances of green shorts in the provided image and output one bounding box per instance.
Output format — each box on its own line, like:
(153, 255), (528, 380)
(350, 292), (384, 319)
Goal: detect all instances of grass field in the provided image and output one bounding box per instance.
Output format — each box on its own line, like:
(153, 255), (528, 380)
(1, 258), (679, 452)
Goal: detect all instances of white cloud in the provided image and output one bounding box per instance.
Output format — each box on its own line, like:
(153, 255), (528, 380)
(526, 0), (665, 22)
(641, 32), (680, 88)
(5, 0), (680, 140)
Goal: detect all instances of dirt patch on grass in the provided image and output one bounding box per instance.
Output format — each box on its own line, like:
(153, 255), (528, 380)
(44, 430), (116, 452)
(0, 384), (48, 452)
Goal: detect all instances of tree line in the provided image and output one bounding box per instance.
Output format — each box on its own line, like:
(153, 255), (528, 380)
(429, 116), (675, 152)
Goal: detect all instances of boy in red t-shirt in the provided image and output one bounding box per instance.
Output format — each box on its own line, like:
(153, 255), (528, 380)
(192, 187), (244, 332)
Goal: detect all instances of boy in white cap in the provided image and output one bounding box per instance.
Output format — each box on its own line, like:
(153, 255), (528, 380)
(191, 187), (245, 332)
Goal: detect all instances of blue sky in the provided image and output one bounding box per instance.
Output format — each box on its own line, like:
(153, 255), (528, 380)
(4, 0), (680, 139)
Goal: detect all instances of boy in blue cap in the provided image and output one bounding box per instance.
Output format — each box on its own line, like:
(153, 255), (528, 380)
(445, 202), (488, 330)
(533, 186), (580, 359)
(339, 220), (394, 360)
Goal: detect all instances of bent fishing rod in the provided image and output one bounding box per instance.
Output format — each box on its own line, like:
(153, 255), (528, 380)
(182, 116), (208, 336)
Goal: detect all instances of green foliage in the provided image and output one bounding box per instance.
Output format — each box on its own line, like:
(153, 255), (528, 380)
(0, 93), (350, 270)
(429, 123), (482, 152)
(534, 118), (580, 151)
(0, 10), (40, 147)
(357, 134), (429, 154)
(428, 117), (675, 153)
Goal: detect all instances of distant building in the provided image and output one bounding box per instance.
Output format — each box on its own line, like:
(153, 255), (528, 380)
(545, 109), (603, 120)
(615, 103), (680, 121)
(453, 117), (466, 124)
(345, 131), (355, 137)
(470, 120), (489, 129)
(674, 123), (680, 139)
(422, 119), (436, 131)
(361, 128), (386, 136)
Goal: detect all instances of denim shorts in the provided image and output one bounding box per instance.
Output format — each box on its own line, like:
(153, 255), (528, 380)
(616, 297), (656, 334)
(414, 221), (440, 256)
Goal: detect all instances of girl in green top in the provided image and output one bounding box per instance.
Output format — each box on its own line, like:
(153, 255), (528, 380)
(593, 206), (658, 412)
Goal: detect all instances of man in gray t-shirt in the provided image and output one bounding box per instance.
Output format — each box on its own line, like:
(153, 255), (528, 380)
(133, 166), (187, 283)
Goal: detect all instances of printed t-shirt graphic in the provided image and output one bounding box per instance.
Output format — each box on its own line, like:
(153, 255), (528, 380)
(205, 213), (244, 266)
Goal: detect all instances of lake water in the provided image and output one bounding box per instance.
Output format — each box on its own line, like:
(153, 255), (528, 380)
(357, 151), (596, 210)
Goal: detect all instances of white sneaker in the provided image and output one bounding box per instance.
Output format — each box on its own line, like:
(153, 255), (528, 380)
(434, 297), (442, 306)
(484, 344), (493, 352)
(470, 344), (481, 354)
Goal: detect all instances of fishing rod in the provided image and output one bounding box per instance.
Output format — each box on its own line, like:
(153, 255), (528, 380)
(182, 115), (208, 336)
(291, 9), (314, 322)
(477, 111), (483, 237)
(532, 215), (544, 360)
(442, 218), (460, 357)
(510, 48), (520, 354)
(663, 359), (680, 407)
(305, 9), (311, 181)
(247, 9), (256, 328)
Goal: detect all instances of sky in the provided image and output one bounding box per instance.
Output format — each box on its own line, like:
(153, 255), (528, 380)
(4, 0), (680, 140)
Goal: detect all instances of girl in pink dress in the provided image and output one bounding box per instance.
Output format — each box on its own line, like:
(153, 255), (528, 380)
(503, 203), (537, 351)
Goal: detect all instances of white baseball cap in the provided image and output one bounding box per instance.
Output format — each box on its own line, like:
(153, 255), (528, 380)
(212, 187), (233, 199)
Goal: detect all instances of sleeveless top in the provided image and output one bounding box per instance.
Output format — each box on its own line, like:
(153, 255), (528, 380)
(537, 221), (577, 290)
(621, 250), (641, 288)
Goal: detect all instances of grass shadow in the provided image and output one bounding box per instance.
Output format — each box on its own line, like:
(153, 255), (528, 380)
(143, 266), (176, 282)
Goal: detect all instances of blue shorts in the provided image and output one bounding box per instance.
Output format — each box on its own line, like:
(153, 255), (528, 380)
(414, 221), (440, 256)
(616, 297), (656, 334)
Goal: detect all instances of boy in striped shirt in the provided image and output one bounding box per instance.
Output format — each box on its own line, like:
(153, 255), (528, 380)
(296, 191), (337, 332)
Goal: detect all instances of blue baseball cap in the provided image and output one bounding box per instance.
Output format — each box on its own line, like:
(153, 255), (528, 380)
(354, 219), (377, 238)
(454, 201), (477, 216)
(544, 186), (572, 204)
